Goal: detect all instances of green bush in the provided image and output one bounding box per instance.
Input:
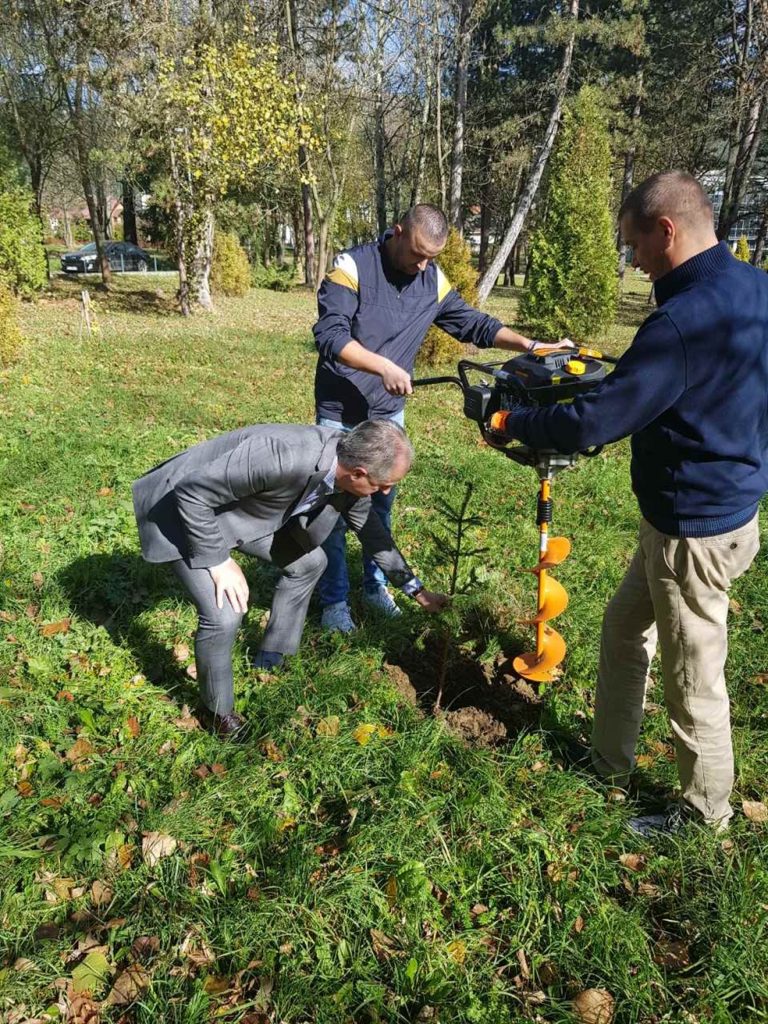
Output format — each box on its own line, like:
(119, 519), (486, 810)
(0, 185), (47, 297)
(519, 86), (618, 343)
(251, 261), (292, 292)
(211, 231), (251, 297)
(735, 235), (750, 262)
(418, 228), (478, 367)
(0, 277), (22, 366)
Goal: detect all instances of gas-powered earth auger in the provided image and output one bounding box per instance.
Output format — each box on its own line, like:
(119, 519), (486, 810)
(412, 346), (618, 684)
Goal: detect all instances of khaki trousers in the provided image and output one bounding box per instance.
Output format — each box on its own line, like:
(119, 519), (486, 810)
(591, 515), (760, 825)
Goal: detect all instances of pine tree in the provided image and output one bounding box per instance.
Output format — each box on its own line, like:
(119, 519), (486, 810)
(519, 86), (618, 343)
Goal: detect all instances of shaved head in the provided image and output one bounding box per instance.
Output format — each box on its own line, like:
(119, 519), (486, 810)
(620, 171), (714, 235)
(399, 204), (449, 246)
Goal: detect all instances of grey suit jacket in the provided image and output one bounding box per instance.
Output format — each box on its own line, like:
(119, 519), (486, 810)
(131, 424), (417, 586)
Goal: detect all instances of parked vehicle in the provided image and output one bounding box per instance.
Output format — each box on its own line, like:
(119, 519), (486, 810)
(60, 241), (151, 274)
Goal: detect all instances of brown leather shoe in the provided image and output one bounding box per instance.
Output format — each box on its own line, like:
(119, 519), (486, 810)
(199, 708), (250, 741)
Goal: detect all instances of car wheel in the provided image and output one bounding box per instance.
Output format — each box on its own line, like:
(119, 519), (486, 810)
(137, 259), (148, 273)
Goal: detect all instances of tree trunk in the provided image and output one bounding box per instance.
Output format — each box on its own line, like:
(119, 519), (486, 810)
(62, 207), (73, 248)
(448, 0), (471, 230)
(170, 144), (191, 316)
(477, 0), (579, 302)
(300, 148), (315, 288)
(374, 8), (388, 233)
(290, 204), (304, 277)
(618, 70), (643, 280)
(717, 0), (768, 240)
(122, 181), (138, 244)
(478, 200), (490, 273)
(286, 0), (316, 287)
(410, 45), (432, 207)
(752, 205), (768, 267)
(434, 3), (447, 210)
(190, 206), (215, 311)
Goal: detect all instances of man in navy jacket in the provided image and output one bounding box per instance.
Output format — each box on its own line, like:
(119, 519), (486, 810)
(502, 171), (768, 832)
(313, 203), (569, 632)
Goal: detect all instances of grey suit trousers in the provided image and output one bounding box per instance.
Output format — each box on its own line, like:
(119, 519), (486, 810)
(172, 535), (327, 715)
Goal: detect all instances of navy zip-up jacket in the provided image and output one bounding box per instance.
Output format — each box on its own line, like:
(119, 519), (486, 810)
(313, 231), (503, 424)
(505, 242), (768, 537)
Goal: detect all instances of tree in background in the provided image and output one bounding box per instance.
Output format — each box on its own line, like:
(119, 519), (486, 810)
(0, 178), (47, 297)
(211, 232), (251, 298)
(155, 34), (306, 314)
(735, 235), (750, 261)
(519, 86), (617, 342)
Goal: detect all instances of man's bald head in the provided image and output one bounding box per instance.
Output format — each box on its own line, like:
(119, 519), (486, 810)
(619, 171), (718, 281)
(620, 171), (714, 236)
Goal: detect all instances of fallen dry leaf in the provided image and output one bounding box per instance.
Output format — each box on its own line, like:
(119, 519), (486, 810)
(142, 832), (177, 867)
(316, 715), (340, 737)
(131, 935), (160, 960)
(173, 705), (201, 732)
(370, 928), (401, 961)
(352, 722), (393, 745)
(186, 663), (198, 680)
(56, 690), (75, 701)
(572, 915), (585, 934)
(90, 880), (113, 908)
(619, 853), (647, 872)
(210, 762), (227, 776)
(32, 571), (44, 589)
(66, 738), (94, 763)
(40, 618), (71, 637)
(172, 642), (190, 663)
(64, 992), (101, 1024)
(572, 988), (615, 1024)
(260, 739), (283, 762)
(12, 957), (35, 971)
(743, 800), (768, 823)
(126, 716), (141, 738)
(179, 929), (215, 967)
(17, 780), (33, 798)
(637, 882), (662, 897)
(104, 963), (150, 1006)
(750, 673), (768, 686)
(203, 974), (233, 995)
(653, 935), (691, 970)
(446, 939), (467, 964)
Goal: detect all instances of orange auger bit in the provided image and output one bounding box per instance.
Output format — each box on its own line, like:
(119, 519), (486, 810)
(513, 477), (570, 684)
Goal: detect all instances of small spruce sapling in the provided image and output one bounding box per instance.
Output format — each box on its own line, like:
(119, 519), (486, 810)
(426, 481), (488, 712)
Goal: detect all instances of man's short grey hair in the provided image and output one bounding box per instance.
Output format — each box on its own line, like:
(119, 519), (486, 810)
(400, 204), (449, 245)
(620, 171), (714, 234)
(337, 420), (414, 479)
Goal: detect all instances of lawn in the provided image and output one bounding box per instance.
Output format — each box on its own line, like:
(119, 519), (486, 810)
(1, 273), (767, 1024)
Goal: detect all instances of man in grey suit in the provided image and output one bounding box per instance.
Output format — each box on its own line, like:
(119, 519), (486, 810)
(132, 419), (448, 737)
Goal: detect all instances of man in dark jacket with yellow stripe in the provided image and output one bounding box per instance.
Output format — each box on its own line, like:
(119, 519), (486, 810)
(313, 203), (568, 632)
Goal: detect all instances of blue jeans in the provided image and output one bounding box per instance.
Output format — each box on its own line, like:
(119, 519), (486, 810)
(316, 410), (405, 607)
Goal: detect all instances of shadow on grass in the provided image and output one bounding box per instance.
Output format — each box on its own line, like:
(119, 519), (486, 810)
(58, 551), (280, 710)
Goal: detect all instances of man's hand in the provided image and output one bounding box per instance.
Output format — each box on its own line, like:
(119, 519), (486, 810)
(530, 337), (576, 354)
(414, 589), (451, 613)
(208, 557), (249, 614)
(379, 357), (413, 396)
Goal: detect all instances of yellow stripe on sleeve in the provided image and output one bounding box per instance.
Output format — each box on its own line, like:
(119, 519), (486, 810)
(326, 267), (359, 293)
(436, 265), (452, 303)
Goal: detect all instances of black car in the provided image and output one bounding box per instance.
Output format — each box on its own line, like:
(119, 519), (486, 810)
(60, 241), (151, 274)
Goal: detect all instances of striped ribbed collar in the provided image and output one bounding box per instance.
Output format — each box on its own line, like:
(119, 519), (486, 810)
(654, 241), (734, 306)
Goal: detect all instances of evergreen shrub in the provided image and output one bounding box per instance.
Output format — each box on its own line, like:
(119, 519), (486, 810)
(0, 278), (22, 366)
(251, 261), (292, 291)
(519, 86), (618, 343)
(735, 235), (750, 262)
(418, 228), (478, 367)
(0, 185), (47, 297)
(211, 232), (251, 297)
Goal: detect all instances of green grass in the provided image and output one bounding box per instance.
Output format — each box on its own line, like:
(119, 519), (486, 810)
(0, 274), (767, 1022)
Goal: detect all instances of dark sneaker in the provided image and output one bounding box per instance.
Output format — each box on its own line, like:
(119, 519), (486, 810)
(199, 708), (250, 741)
(627, 805), (689, 837)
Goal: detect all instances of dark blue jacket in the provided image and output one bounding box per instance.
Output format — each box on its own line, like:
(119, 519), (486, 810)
(505, 243), (768, 536)
(313, 232), (503, 423)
